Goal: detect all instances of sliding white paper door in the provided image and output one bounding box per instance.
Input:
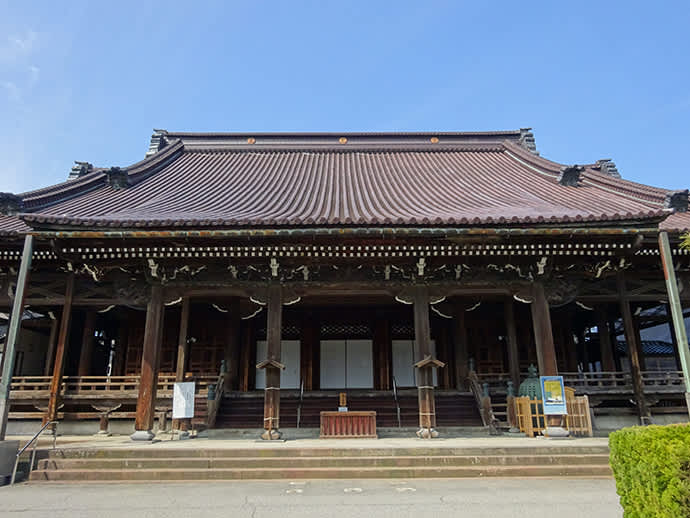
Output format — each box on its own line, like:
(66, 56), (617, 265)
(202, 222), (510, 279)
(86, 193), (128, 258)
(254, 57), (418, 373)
(255, 339), (301, 389)
(319, 339), (373, 389)
(391, 339), (438, 387)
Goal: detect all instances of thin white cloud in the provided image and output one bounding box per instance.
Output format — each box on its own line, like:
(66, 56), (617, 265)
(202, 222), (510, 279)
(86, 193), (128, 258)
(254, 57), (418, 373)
(1, 81), (21, 102)
(0, 30), (37, 62)
(28, 65), (40, 85)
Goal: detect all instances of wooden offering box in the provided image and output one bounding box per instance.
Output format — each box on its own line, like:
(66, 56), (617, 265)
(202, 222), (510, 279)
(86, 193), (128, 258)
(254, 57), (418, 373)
(320, 411), (377, 438)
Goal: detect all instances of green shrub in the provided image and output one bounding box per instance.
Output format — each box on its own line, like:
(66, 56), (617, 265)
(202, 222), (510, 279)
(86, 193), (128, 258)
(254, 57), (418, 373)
(609, 423), (690, 517)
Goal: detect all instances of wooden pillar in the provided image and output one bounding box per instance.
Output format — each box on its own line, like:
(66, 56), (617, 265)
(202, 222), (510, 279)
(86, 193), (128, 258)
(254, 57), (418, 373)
(43, 314), (60, 376)
(452, 301), (469, 390)
(665, 303), (683, 372)
(413, 286), (439, 438)
(597, 308), (616, 372)
(436, 323), (452, 389)
(175, 297), (191, 382)
(45, 274), (75, 427)
(77, 311), (97, 376)
(659, 231), (690, 414)
(300, 314), (315, 391)
(131, 285), (165, 440)
(224, 298), (241, 390)
(0, 235), (33, 440)
(504, 299), (520, 388)
(530, 282), (568, 435)
(563, 308), (579, 372)
(113, 318), (128, 376)
(617, 273), (651, 423)
(373, 317), (392, 390)
(530, 283), (558, 376)
(259, 285), (283, 440)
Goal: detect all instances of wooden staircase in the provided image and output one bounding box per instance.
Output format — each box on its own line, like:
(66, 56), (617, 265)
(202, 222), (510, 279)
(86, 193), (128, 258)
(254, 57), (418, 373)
(215, 390), (482, 429)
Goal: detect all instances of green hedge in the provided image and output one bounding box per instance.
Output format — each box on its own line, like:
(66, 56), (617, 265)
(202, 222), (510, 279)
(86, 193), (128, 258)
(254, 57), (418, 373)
(609, 423), (690, 517)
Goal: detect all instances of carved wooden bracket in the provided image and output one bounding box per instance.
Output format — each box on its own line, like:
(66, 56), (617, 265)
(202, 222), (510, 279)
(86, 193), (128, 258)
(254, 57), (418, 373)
(256, 359), (286, 370)
(413, 355), (446, 369)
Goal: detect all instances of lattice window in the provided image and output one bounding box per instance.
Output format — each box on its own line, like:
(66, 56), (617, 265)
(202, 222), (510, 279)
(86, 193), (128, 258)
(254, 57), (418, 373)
(391, 322), (414, 339)
(255, 323), (301, 340)
(320, 323), (371, 339)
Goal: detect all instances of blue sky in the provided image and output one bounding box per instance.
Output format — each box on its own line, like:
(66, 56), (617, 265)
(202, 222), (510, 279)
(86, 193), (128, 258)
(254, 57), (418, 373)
(1, 1), (689, 194)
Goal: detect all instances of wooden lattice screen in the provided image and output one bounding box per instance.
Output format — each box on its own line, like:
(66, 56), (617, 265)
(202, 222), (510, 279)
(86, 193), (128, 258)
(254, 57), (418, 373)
(514, 386), (593, 438)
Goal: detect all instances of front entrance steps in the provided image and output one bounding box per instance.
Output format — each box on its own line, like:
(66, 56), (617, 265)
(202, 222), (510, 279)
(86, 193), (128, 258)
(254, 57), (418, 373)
(28, 442), (612, 482)
(215, 390), (482, 429)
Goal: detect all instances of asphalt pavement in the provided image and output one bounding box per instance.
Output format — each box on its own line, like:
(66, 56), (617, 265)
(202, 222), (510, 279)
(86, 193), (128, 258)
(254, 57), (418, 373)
(0, 478), (622, 518)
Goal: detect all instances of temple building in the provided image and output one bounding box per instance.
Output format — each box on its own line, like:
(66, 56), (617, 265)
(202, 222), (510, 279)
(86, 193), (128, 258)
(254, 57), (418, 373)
(0, 129), (688, 440)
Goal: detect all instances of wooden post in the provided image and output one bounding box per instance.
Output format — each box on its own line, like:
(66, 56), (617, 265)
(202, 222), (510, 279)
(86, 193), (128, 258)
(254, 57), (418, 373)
(665, 303), (683, 372)
(530, 282), (568, 436)
(45, 274), (75, 427)
(113, 319), (128, 377)
(175, 298), (191, 383)
(659, 231), (690, 415)
(131, 285), (165, 441)
(617, 272), (652, 423)
(259, 285), (283, 440)
(504, 299), (521, 389)
(452, 301), (469, 390)
(597, 308), (616, 372)
(43, 313), (60, 376)
(373, 317), (392, 390)
(531, 283), (558, 376)
(224, 298), (241, 390)
(0, 235), (33, 440)
(413, 286), (439, 438)
(300, 314), (317, 391)
(77, 311), (97, 377)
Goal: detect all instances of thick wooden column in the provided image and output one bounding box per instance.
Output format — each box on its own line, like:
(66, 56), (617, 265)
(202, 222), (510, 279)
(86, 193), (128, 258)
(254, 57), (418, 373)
(597, 308), (616, 372)
(113, 319), (128, 376)
(413, 286), (440, 438)
(452, 301), (469, 390)
(373, 317), (392, 390)
(665, 304), (683, 372)
(175, 297), (191, 382)
(259, 285), (283, 440)
(504, 299), (521, 388)
(617, 273), (651, 424)
(77, 311), (97, 376)
(530, 283), (558, 376)
(300, 313), (318, 391)
(131, 285), (165, 440)
(43, 314), (60, 376)
(45, 274), (75, 427)
(223, 298), (241, 390)
(658, 231), (690, 414)
(0, 235), (33, 440)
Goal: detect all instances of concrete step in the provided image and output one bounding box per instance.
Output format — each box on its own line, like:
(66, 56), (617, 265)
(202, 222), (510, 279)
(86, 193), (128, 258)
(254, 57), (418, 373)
(36, 453), (611, 471)
(39, 445), (611, 459)
(29, 463), (613, 482)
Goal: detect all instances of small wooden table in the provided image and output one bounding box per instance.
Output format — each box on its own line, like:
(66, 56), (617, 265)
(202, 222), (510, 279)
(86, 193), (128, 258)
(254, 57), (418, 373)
(320, 411), (377, 438)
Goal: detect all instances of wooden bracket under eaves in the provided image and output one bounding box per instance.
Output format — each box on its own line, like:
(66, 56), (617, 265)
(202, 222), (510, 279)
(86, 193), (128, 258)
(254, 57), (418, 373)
(256, 359), (286, 370)
(413, 355), (446, 369)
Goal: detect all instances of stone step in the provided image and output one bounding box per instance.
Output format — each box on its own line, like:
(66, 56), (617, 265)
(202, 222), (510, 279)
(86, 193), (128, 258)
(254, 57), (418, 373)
(36, 453), (611, 471)
(41, 445), (611, 459)
(29, 463), (612, 482)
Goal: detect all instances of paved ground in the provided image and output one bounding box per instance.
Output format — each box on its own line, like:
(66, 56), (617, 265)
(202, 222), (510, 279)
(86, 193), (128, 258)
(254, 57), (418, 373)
(0, 478), (622, 518)
(6, 432), (611, 451)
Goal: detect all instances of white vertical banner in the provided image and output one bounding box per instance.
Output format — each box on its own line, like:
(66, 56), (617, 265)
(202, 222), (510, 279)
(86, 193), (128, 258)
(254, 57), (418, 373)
(173, 382), (195, 419)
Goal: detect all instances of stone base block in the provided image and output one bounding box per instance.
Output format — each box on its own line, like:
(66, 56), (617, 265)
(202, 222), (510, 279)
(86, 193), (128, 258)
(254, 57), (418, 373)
(261, 429), (283, 440)
(130, 430), (155, 441)
(416, 427), (439, 439)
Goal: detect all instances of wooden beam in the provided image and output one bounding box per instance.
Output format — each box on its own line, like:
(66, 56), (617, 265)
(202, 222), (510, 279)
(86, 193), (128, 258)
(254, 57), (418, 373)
(504, 299), (521, 389)
(530, 282), (558, 376)
(617, 272), (652, 423)
(45, 273), (75, 427)
(452, 301), (469, 390)
(43, 314), (60, 376)
(597, 308), (616, 372)
(131, 285), (165, 440)
(0, 235), (34, 440)
(260, 284), (282, 440)
(413, 285), (438, 438)
(77, 311), (97, 376)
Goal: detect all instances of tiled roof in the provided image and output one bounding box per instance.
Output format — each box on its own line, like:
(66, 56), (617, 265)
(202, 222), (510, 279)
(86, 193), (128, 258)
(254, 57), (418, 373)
(0, 130), (686, 233)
